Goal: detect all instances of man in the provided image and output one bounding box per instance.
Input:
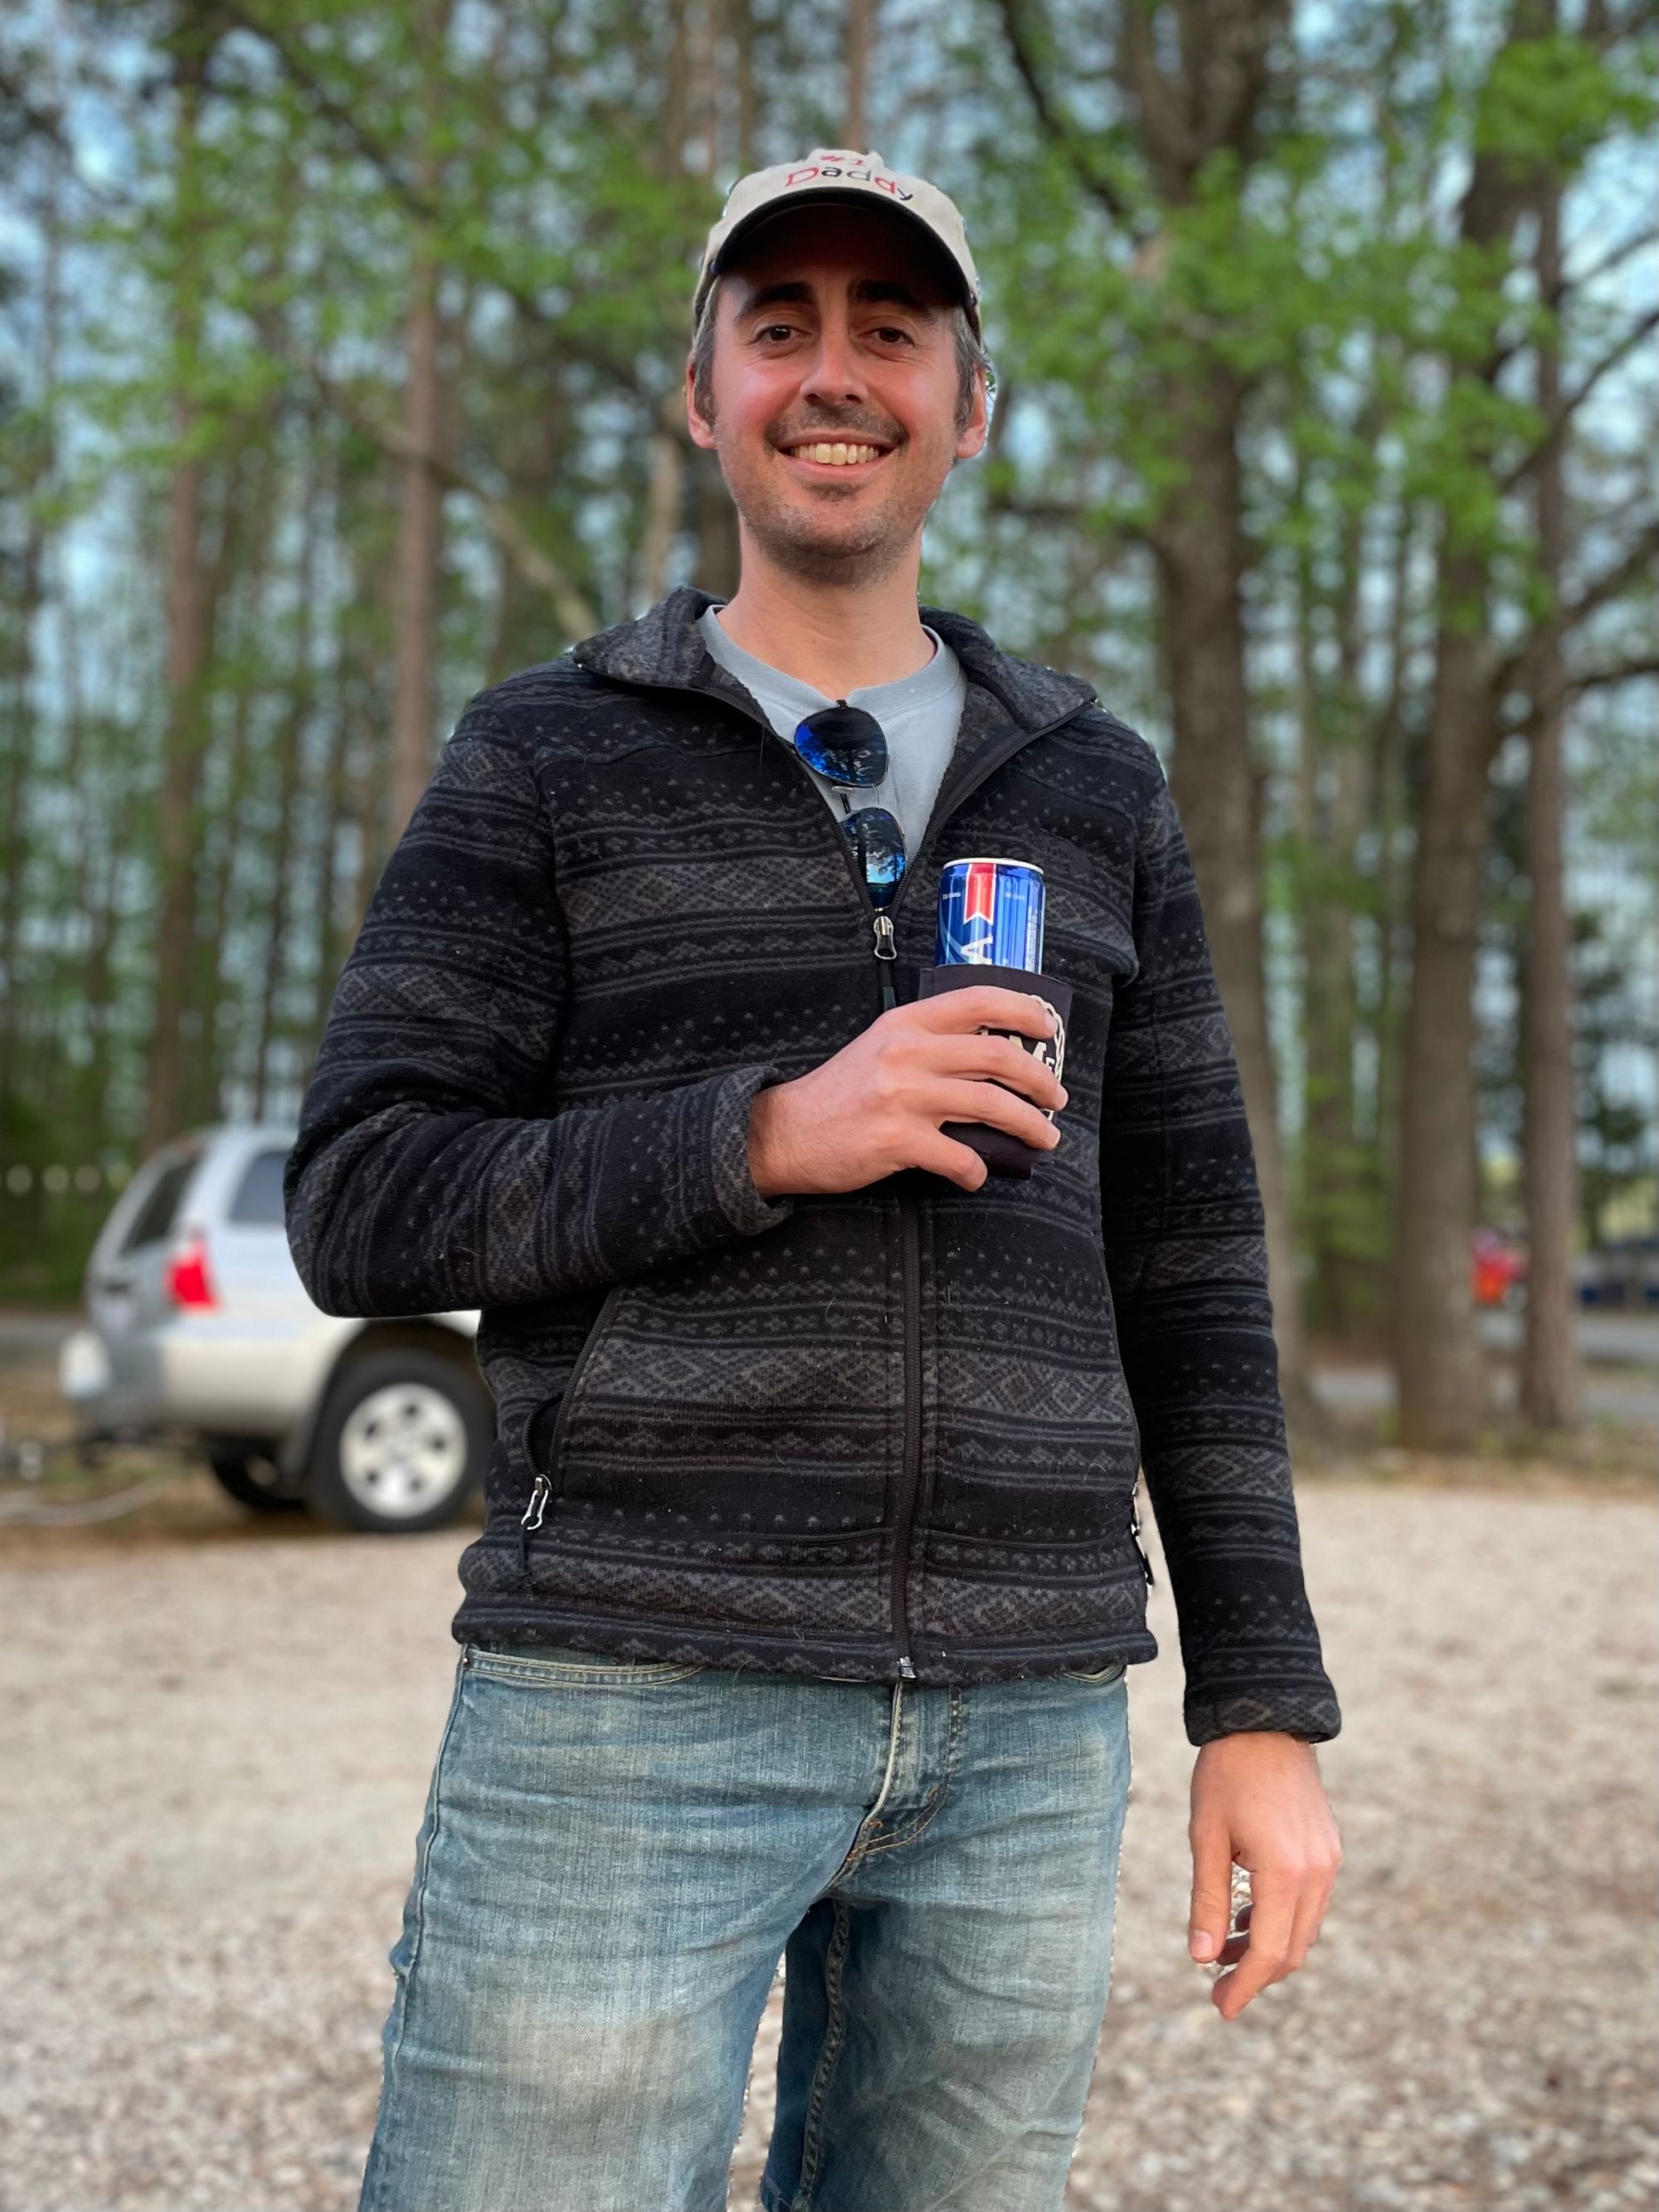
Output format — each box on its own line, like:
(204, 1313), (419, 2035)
(286, 148), (1342, 2212)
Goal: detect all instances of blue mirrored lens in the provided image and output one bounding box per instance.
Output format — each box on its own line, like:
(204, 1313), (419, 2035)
(795, 704), (888, 787)
(842, 807), (906, 907)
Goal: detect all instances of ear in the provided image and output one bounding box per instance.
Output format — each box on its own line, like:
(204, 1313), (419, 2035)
(954, 365), (990, 462)
(686, 353), (717, 451)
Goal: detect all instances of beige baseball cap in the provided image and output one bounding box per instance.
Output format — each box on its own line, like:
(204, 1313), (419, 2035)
(693, 149), (982, 340)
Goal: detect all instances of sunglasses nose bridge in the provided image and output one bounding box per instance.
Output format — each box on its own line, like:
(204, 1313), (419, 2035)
(795, 703), (890, 787)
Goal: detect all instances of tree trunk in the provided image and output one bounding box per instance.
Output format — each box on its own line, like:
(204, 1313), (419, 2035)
(1519, 185), (1584, 1430)
(1294, 469), (1376, 1340)
(637, 419), (688, 612)
(733, 0), (758, 170)
(693, 448), (742, 598)
(845, 0), (873, 147)
(0, 124), (62, 1123)
(145, 32), (216, 1155)
(1151, 369), (1316, 1426)
(304, 639), (359, 1085)
(254, 451), (322, 1119)
(387, 248), (445, 843)
(1396, 546), (1498, 1445)
(387, 0), (455, 845)
(146, 435), (212, 1149)
(1369, 499), (1417, 1304)
(1394, 0), (1544, 1449)
(0, 429), (45, 1122)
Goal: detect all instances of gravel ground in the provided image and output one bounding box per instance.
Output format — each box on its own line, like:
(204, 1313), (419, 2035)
(0, 1469), (1654, 2212)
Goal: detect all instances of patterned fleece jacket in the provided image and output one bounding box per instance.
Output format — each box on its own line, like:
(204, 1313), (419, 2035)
(284, 582), (1342, 1746)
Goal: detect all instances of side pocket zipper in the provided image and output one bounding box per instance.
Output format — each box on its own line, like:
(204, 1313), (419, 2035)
(517, 1288), (622, 1581)
(1130, 1500), (1156, 1589)
(518, 1474), (552, 1578)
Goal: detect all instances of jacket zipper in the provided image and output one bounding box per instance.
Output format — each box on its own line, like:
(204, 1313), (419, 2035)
(854, 718), (1082, 1676)
(518, 1288), (621, 1576)
(573, 668), (1088, 1678)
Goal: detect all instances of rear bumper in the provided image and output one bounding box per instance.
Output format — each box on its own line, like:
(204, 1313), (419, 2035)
(59, 1319), (308, 1446)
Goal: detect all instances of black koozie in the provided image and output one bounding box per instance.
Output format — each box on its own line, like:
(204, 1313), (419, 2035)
(915, 962), (1073, 1181)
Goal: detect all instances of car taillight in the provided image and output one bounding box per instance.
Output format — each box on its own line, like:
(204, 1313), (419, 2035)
(166, 1234), (217, 1310)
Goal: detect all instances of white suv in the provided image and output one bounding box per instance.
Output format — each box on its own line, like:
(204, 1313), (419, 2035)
(57, 1123), (489, 1534)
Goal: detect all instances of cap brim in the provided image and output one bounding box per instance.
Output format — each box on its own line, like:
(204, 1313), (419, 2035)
(708, 192), (977, 327)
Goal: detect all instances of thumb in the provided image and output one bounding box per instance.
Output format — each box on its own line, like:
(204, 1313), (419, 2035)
(1189, 1827), (1233, 1962)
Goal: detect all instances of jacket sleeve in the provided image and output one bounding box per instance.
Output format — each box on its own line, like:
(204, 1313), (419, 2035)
(283, 698), (795, 1318)
(1098, 765), (1341, 1747)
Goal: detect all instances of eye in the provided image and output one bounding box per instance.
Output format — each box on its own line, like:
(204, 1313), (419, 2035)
(755, 324), (798, 343)
(873, 326), (914, 345)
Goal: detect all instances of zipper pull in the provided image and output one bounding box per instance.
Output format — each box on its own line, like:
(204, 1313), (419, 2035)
(1130, 1503), (1155, 1589)
(871, 913), (898, 1012)
(896, 1654), (917, 1681)
(518, 1474), (552, 1578)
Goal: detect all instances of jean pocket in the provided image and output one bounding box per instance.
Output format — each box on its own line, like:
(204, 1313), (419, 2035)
(463, 1643), (708, 1687)
(1056, 1659), (1127, 1685)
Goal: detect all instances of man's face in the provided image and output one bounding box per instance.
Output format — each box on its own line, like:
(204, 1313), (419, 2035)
(686, 204), (987, 586)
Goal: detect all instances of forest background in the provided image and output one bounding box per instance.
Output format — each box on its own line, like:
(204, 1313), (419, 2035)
(0, 0), (1653, 1454)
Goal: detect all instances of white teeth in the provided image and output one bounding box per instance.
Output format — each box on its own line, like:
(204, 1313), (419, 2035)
(790, 441), (883, 465)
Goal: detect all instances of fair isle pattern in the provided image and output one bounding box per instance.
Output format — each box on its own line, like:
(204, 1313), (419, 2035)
(284, 583), (1341, 1746)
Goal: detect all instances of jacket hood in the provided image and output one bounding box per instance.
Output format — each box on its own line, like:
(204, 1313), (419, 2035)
(570, 582), (1097, 733)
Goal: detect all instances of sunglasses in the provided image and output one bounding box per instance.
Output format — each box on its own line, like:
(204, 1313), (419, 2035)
(793, 702), (906, 908)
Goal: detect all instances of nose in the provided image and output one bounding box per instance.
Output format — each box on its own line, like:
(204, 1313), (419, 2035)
(800, 314), (869, 407)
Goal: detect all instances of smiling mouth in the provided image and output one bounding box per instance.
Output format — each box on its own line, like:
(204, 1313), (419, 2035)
(777, 438), (894, 472)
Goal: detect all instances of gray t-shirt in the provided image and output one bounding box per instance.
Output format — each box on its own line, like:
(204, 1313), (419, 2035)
(698, 602), (965, 858)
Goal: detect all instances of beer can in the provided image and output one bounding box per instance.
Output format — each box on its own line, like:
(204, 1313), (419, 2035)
(934, 857), (1046, 970)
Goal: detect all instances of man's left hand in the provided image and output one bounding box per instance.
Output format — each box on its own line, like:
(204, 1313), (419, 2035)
(1187, 1731), (1341, 2021)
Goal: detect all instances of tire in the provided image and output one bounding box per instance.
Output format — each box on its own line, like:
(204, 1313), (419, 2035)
(207, 1447), (307, 1515)
(306, 1348), (490, 1534)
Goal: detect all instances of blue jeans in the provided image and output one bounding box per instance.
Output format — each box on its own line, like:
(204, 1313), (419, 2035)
(358, 1644), (1133, 2212)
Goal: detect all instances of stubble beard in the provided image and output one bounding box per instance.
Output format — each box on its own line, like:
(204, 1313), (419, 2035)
(722, 437), (930, 587)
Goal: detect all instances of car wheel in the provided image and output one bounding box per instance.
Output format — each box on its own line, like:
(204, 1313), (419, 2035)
(307, 1350), (489, 1534)
(207, 1447), (307, 1514)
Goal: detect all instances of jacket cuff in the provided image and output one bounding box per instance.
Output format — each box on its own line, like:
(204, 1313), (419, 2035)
(1184, 1679), (1343, 1748)
(705, 1064), (797, 1239)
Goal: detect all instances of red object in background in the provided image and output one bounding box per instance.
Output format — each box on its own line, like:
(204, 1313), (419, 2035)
(1472, 1228), (1527, 1308)
(165, 1232), (218, 1310)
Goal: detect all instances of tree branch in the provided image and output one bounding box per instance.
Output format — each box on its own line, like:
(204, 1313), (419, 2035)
(1498, 650), (1659, 739)
(1491, 515), (1659, 700)
(216, 2), (640, 387)
(1554, 517), (1659, 638)
(994, 0), (1143, 230)
(1497, 303), (1659, 495)
(308, 362), (598, 638)
(1487, 223), (1659, 380)
(1568, 652), (1659, 694)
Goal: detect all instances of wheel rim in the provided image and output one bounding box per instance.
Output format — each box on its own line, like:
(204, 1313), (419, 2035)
(338, 1383), (469, 1519)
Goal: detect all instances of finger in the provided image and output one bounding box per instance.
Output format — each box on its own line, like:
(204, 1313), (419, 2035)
(1212, 1871), (1297, 2018)
(911, 987), (1058, 1041)
(911, 1129), (990, 1190)
(932, 1079), (1061, 1151)
(921, 1031), (1068, 1110)
(1284, 1863), (1338, 1974)
(1214, 1899), (1253, 1967)
(1187, 1825), (1233, 1965)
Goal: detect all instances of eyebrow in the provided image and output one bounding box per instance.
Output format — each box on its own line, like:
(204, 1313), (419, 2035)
(733, 277), (940, 323)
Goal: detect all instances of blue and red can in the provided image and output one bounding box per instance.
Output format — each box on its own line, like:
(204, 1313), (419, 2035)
(933, 857), (1046, 971)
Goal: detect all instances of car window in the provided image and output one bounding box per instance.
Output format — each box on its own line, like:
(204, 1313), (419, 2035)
(119, 1152), (200, 1253)
(227, 1147), (290, 1226)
